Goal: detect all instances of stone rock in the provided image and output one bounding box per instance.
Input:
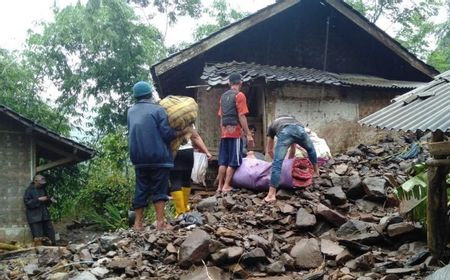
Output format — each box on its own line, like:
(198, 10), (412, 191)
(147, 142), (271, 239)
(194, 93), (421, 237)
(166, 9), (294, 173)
(79, 249), (93, 262)
(47, 272), (69, 280)
(316, 203), (347, 227)
(280, 253), (295, 270)
(197, 196), (217, 211)
(296, 208), (317, 228)
(335, 163), (349, 175)
(276, 189), (293, 200)
(325, 187), (347, 205)
(227, 246), (244, 260)
(241, 248), (267, 265)
(280, 203), (296, 214)
(290, 238), (323, 269)
(90, 267), (109, 278)
(320, 238), (345, 257)
(266, 261), (285, 275)
(355, 252), (375, 271)
(71, 271), (97, 280)
(248, 277), (293, 280)
(355, 199), (382, 212)
(222, 196), (236, 209)
(385, 267), (419, 274)
(216, 227), (240, 239)
(336, 220), (381, 244)
(380, 275), (400, 280)
(99, 235), (121, 251)
(205, 213), (218, 224)
(107, 258), (135, 271)
(387, 222), (416, 237)
(248, 235), (270, 250)
(362, 177), (387, 200)
(166, 243), (177, 254)
(319, 229), (337, 242)
(180, 266), (230, 280)
(347, 147), (364, 156)
(336, 249), (354, 265)
(346, 176), (365, 200)
(179, 229), (211, 269)
(211, 246), (243, 263)
(24, 263), (39, 275)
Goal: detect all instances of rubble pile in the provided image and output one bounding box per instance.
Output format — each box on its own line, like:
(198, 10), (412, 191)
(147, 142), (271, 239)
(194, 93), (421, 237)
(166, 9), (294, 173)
(0, 137), (443, 280)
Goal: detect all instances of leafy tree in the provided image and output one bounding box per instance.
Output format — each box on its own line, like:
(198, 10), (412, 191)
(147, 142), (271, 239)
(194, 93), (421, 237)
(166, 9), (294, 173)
(428, 1), (450, 71)
(345, 0), (443, 59)
(26, 0), (166, 134)
(193, 0), (248, 41)
(0, 49), (70, 134)
(128, 0), (202, 24)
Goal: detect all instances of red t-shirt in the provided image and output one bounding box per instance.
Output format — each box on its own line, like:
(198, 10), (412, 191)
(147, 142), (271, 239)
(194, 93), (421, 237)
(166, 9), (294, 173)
(218, 91), (249, 138)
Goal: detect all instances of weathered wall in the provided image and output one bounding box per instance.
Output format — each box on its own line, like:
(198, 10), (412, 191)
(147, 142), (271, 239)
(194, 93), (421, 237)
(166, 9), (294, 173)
(196, 87), (222, 154)
(197, 83), (403, 154)
(268, 84), (400, 153)
(0, 118), (33, 243)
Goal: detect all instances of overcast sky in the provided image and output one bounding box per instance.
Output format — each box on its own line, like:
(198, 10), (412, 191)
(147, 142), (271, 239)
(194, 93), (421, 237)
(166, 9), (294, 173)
(0, 0), (275, 51)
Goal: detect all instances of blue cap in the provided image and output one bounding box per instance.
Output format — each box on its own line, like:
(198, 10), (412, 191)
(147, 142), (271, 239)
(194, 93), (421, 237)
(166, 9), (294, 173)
(132, 81), (153, 98)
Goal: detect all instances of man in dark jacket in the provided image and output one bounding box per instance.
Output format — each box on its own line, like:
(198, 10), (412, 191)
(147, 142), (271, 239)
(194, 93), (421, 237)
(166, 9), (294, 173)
(128, 81), (188, 231)
(23, 174), (56, 245)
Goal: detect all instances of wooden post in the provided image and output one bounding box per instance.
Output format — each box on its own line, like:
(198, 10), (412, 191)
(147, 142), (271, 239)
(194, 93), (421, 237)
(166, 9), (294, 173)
(427, 131), (449, 259)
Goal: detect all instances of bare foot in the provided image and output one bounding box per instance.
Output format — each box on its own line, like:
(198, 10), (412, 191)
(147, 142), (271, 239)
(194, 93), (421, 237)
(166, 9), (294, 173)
(216, 186), (222, 193)
(263, 194), (276, 203)
(221, 185), (233, 193)
(156, 222), (173, 231)
(133, 225), (145, 232)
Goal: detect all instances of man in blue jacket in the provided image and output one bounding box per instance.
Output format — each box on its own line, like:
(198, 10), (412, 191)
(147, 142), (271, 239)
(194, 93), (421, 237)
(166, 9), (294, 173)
(128, 81), (188, 231)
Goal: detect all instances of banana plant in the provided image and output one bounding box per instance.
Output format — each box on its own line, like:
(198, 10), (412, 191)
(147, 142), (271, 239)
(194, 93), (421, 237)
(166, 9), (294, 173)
(396, 163), (450, 225)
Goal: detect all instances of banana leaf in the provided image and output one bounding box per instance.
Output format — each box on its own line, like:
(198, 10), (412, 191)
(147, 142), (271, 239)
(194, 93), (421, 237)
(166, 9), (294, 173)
(395, 170), (428, 224)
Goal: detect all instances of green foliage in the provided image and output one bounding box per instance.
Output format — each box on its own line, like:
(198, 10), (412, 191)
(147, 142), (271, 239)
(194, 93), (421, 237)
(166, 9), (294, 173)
(25, 0), (166, 133)
(396, 164), (428, 224)
(0, 49), (70, 134)
(428, 18), (450, 71)
(87, 203), (128, 230)
(396, 163), (450, 225)
(345, 0), (443, 59)
(128, 0), (202, 24)
(75, 127), (134, 217)
(193, 0), (248, 41)
(44, 165), (86, 221)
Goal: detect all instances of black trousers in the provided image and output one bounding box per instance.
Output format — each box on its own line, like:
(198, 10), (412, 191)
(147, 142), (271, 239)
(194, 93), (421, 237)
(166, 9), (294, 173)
(29, 220), (56, 245)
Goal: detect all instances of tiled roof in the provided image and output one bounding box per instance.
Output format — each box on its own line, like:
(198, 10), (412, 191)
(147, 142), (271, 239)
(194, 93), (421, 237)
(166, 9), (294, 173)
(359, 70), (450, 133)
(200, 61), (423, 89)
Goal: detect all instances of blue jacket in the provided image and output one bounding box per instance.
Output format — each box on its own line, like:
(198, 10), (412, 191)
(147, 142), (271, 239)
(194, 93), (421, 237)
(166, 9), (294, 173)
(127, 100), (177, 168)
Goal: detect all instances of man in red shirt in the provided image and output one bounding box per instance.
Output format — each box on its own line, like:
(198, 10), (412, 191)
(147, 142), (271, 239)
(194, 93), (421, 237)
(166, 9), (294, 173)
(217, 73), (254, 192)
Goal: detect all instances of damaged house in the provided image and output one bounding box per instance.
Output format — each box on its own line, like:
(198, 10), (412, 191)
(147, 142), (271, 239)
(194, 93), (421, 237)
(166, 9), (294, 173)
(0, 105), (94, 242)
(151, 0), (438, 153)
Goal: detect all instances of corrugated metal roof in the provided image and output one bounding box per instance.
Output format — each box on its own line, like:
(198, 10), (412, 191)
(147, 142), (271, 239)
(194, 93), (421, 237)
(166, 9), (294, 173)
(359, 70), (450, 133)
(0, 104), (95, 159)
(201, 61), (423, 89)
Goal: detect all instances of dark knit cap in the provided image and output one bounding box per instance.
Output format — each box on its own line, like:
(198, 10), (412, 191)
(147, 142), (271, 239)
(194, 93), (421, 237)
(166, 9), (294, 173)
(229, 73), (242, 84)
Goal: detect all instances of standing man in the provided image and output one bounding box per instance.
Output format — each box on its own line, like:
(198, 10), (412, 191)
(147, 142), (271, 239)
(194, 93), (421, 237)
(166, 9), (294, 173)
(23, 174), (56, 246)
(128, 81), (188, 231)
(264, 116), (318, 203)
(217, 73), (254, 193)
